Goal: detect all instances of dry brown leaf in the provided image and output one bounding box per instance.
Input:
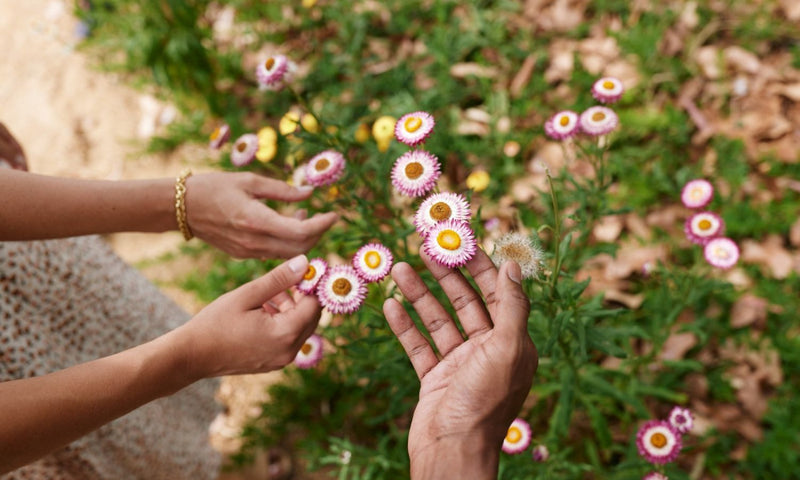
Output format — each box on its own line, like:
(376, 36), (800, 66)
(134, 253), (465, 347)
(791, 217), (800, 247)
(779, 0), (800, 21)
(510, 54), (537, 98)
(695, 46), (722, 79)
(593, 215), (624, 242)
(450, 62), (499, 79)
(659, 331), (698, 361)
(624, 214), (652, 241)
(730, 294), (768, 329)
(579, 36), (621, 75)
(776, 83), (800, 102)
(603, 289), (644, 309)
(741, 235), (795, 279)
(545, 39), (576, 83)
(724, 46), (761, 74)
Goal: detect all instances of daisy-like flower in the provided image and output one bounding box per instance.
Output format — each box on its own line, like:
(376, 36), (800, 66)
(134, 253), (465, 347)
(636, 420), (682, 465)
(684, 211), (724, 245)
(579, 106), (619, 136)
(255, 54), (295, 91)
(668, 406), (694, 434)
(532, 444), (549, 462)
(424, 219), (477, 268)
(209, 124), (230, 149)
(591, 76), (624, 104)
(317, 265), (368, 315)
(491, 232), (544, 279)
(293, 333), (324, 369)
(704, 237), (739, 269)
(544, 110), (580, 140)
(642, 472), (668, 480)
(305, 150), (346, 187)
(681, 179), (714, 209)
(372, 116), (396, 143)
(395, 111), (435, 147)
(230, 133), (259, 166)
(466, 170), (490, 192)
(501, 418), (532, 455)
(297, 258), (328, 295)
(391, 150), (441, 197)
(414, 192), (471, 237)
(352, 243), (393, 283)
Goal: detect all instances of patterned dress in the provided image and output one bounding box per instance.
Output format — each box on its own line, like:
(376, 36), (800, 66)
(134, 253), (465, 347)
(0, 236), (221, 479)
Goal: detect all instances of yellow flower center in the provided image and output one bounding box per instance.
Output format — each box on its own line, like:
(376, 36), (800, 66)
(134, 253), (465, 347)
(405, 162), (424, 180)
(332, 278), (352, 296)
(592, 112), (606, 122)
(436, 229), (461, 251)
(303, 265), (316, 281)
(506, 426), (522, 443)
(364, 251), (382, 269)
(236, 141), (248, 152)
(602, 80), (615, 90)
(315, 158), (330, 171)
(714, 246), (730, 259)
(404, 116), (423, 133)
(698, 219), (712, 231)
(650, 432), (667, 449)
(265, 57), (275, 70)
(690, 187), (704, 200)
(430, 202), (452, 221)
(559, 115), (570, 126)
(301, 342), (313, 355)
(210, 127), (221, 140)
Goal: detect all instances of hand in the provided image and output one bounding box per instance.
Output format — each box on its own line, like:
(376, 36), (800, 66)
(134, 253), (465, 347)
(185, 172), (338, 258)
(174, 254), (322, 378)
(383, 249), (538, 480)
(0, 122), (28, 171)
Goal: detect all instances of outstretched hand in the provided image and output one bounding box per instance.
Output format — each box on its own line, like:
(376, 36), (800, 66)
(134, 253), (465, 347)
(383, 249), (538, 479)
(185, 172), (337, 259)
(0, 122), (28, 171)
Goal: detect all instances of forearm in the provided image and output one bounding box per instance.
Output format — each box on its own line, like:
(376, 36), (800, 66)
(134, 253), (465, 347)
(410, 434), (500, 480)
(0, 169), (176, 240)
(0, 330), (196, 473)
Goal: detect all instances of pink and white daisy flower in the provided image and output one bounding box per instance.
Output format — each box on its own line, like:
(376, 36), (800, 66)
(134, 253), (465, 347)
(352, 243), (393, 283)
(684, 211), (724, 245)
(501, 418), (532, 455)
(305, 150), (346, 187)
(414, 192), (471, 237)
(704, 237), (739, 269)
(297, 258), (328, 295)
(230, 133), (259, 166)
(294, 333), (324, 369)
(636, 420), (682, 465)
(579, 106), (619, 136)
(423, 219), (477, 268)
(317, 265), (368, 315)
(532, 444), (549, 462)
(668, 406), (694, 434)
(209, 124), (230, 149)
(391, 150), (441, 197)
(255, 54), (295, 91)
(642, 472), (668, 480)
(394, 111), (435, 147)
(681, 179), (714, 209)
(544, 110), (580, 140)
(591, 77), (624, 104)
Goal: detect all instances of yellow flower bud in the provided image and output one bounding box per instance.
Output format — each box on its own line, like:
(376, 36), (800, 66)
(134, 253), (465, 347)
(355, 123), (371, 144)
(466, 170), (490, 192)
(302, 0), (317, 7)
(256, 143), (277, 163)
(279, 112), (300, 136)
(377, 137), (392, 153)
(372, 115), (396, 143)
(300, 113), (320, 133)
(257, 126), (278, 146)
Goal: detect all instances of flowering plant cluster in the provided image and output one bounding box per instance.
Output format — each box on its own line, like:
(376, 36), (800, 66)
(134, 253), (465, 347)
(680, 179), (740, 269)
(501, 417), (550, 464)
(636, 406), (694, 479)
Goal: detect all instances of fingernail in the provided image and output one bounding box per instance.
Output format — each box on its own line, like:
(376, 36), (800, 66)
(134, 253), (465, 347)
(506, 262), (522, 284)
(297, 185), (314, 194)
(287, 254), (308, 273)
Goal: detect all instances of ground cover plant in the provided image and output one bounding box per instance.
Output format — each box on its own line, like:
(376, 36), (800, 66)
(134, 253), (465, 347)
(78, 0), (800, 478)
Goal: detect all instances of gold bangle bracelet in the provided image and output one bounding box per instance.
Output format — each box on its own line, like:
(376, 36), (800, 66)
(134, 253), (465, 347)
(174, 168), (193, 241)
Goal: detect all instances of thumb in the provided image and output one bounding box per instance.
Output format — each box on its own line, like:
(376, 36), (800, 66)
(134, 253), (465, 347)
(250, 175), (314, 202)
(494, 261), (531, 338)
(236, 255), (309, 309)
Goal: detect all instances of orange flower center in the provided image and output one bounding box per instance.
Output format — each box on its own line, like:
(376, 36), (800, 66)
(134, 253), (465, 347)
(315, 158), (330, 171)
(650, 432), (667, 449)
(591, 112), (606, 122)
(303, 265), (316, 281)
(364, 251), (382, 269)
(332, 278), (352, 296)
(301, 342), (313, 355)
(436, 229), (461, 251)
(265, 57), (275, 70)
(405, 162), (424, 179)
(430, 202), (452, 221)
(559, 115), (570, 126)
(698, 219), (712, 230)
(602, 80), (615, 90)
(236, 141), (248, 152)
(404, 116), (422, 133)
(506, 426), (522, 443)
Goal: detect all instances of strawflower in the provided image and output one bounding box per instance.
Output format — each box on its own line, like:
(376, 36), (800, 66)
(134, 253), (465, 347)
(414, 192), (471, 237)
(684, 211), (724, 245)
(501, 418), (532, 455)
(491, 232), (543, 279)
(466, 170), (490, 192)
(391, 150), (441, 197)
(294, 333), (324, 369)
(317, 265), (368, 315)
(305, 150), (346, 187)
(643, 472), (668, 480)
(395, 111), (435, 147)
(668, 406), (693, 434)
(423, 219), (477, 268)
(372, 116), (396, 143)
(579, 106), (619, 136)
(704, 237), (739, 269)
(352, 243), (393, 283)
(636, 420), (682, 465)
(230, 133), (259, 166)
(532, 444), (549, 462)
(291, 164), (310, 188)
(256, 54), (295, 91)
(681, 179), (714, 209)
(297, 258), (328, 295)
(544, 110), (579, 140)
(209, 124), (230, 149)
(591, 76), (624, 104)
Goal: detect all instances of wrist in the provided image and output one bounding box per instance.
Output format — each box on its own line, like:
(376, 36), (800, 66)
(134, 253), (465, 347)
(410, 432), (500, 480)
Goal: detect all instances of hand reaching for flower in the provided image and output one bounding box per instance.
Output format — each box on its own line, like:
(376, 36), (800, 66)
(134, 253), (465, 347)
(383, 248), (538, 480)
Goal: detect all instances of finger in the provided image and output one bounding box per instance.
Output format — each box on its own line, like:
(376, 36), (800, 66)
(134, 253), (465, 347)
(276, 294), (321, 337)
(391, 262), (464, 356)
(237, 255), (308, 309)
(419, 249), (493, 337)
(262, 291), (295, 313)
(248, 174), (314, 202)
(383, 298), (439, 379)
(493, 262), (531, 339)
(293, 209), (308, 220)
(463, 248), (500, 317)
(245, 208), (337, 243)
